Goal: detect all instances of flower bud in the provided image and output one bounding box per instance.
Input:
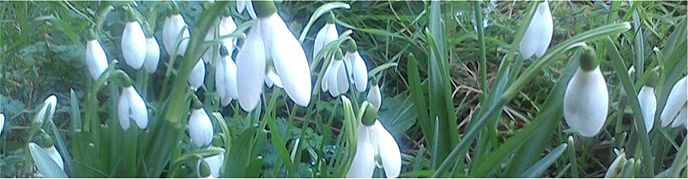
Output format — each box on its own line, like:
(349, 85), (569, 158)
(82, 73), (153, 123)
(122, 20), (147, 70)
(144, 37), (161, 73)
(35, 95), (57, 124)
(637, 85), (657, 133)
(189, 60), (206, 91)
(564, 49), (609, 137)
(85, 39), (109, 80)
(519, 1), (553, 59)
(660, 76), (687, 127)
(189, 108), (213, 147)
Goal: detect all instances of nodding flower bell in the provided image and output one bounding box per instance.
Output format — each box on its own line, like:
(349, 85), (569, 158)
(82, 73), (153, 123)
(189, 59), (206, 91)
(85, 34), (109, 80)
(121, 6), (147, 70)
(637, 73), (658, 133)
(35, 95), (58, 124)
(216, 46), (239, 106)
(144, 36), (161, 73)
(344, 39), (369, 92)
(563, 47), (608, 137)
(188, 98), (213, 147)
(162, 10), (190, 56)
(236, 1), (312, 111)
(519, 1), (553, 59)
(0, 113), (5, 136)
(313, 14), (338, 60)
(367, 78), (382, 110)
(116, 71), (148, 130)
(660, 76), (687, 128)
(322, 50), (349, 97)
(347, 103), (401, 178)
(204, 12), (237, 64)
(198, 148), (225, 177)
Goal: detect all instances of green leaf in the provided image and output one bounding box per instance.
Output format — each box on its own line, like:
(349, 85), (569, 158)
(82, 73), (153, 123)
(521, 143), (568, 178)
(29, 143), (68, 178)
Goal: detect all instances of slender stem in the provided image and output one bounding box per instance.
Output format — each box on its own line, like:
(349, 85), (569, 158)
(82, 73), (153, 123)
(473, 1), (488, 97)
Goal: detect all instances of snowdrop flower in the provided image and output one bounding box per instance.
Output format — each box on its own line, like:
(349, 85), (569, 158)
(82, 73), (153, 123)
(144, 37), (161, 73)
(322, 50), (348, 97)
(44, 144), (65, 170)
(236, 1), (312, 111)
(216, 46), (239, 106)
(367, 79), (382, 111)
(204, 13), (238, 64)
(564, 47), (608, 137)
(519, 1), (553, 59)
(189, 107), (213, 147)
(0, 113), (5, 136)
(344, 39), (369, 92)
(660, 76), (687, 127)
(313, 15), (338, 60)
(604, 148), (628, 178)
(189, 59), (206, 91)
(347, 105), (401, 178)
(34, 95), (57, 124)
(121, 7), (147, 70)
(637, 77), (657, 133)
(198, 148), (225, 177)
(118, 85), (148, 130)
(163, 11), (190, 56)
(85, 38), (108, 80)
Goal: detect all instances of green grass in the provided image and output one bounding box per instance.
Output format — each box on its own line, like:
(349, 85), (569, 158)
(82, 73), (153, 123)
(0, 1), (686, 178)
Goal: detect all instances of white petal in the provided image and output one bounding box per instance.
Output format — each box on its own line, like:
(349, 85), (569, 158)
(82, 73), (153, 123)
(118, 89), (131, 130)
(163, 14), (190, 56)
(266, 67), (283, 88)
(44, 146), (65, 170)
(216, 58), (229, 106)
(519, 1), (553, 59)
(219, 15), (238, 53)
(660, 76), (687, 127)
(637, 86), (657, 133)
(604, 150), (626, 178)
(128, 86), (148, 129)
(371, 120), (401, 178)
(313, 23), (338, 59)
(336, 60), (350, 95)
(122, 21), (147, 69)
(0, 113), (4, 136)
(346, 124), (376, 178)
(367, 84), (382, 110)
(326, 61), (341, 97)
(321, 58), (333, 93)
(236, 0), (247, 14)
(236, 25), (266, 112)
(261, 14), (312, 107)
(35, 95), (57, 124)
(225, 57), (239, 99)
(352, 51), (368, 92)
(189, 108), (213, 147)
(344, 51), (355, 82)
(85, 39), (109, 80)
(246, 1), (256, 20)
(189, 60), (206, 91)
(563, 67), (609, 137)
(144, 37), (161, 73)
(203, 27), (218, 63)
(203, 148), (226, 177)
(670, 106), (687, 128)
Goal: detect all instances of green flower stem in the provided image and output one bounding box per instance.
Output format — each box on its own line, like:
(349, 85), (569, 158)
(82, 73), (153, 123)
(473, 1), (488, 98)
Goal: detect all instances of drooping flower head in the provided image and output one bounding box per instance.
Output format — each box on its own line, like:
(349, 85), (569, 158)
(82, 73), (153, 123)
(121, 6), (147, 70)
(344, 39), (369, 92)
(162, 6), (190, 56)
(189, 59), (206, 91)
(313, 13), (339, 60)
(367, 78), (382, 111)
(322, 49), (348, 97)
(563, 47), (608, 137)
(114, 70), (148, 130)
(637, 72), (658, 133)
(85, 31), (109, 80)
(188, 97), (213, 148)
(216, 45), (239, 107)
(660, 76), (687, 128)
(347, 102), (401, 178)
(519, 1), (553, 59)
(236, 0), (312, 111)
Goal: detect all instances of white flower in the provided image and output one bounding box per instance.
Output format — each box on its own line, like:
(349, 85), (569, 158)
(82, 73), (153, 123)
(236, 24), (266, 111)
(189, 59), (206, 91)
(163, 13), (190, 56)
(259, 10), (312, 107)
(313, 23), (338, 59)
(519, 1), (553, 59)
(660, 76), (687, 127)
(118, 86), (148, 130)
(219, 15), (238, 55)
(85, 39), (108, 80)
(0, 113), (5, 136)
(367, 84), (382, 110)
(200, 148), (225, 177)
(322, 57), (349, 97)
(35, 95), (57, 124)
(216, 55), (238, 107)
(564, 66), (608, 137)
(44, 145), (64, 170)
(347, 120), (401, 178)
(344, 48), (368, 92)
(236, 2), (312, 111)
(122, 20), (147, 70)
(144, 37), (161, 73)
(189, 108), (213, 147)
(637, 85), (657, 133)
(604, 148), (627, 178)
